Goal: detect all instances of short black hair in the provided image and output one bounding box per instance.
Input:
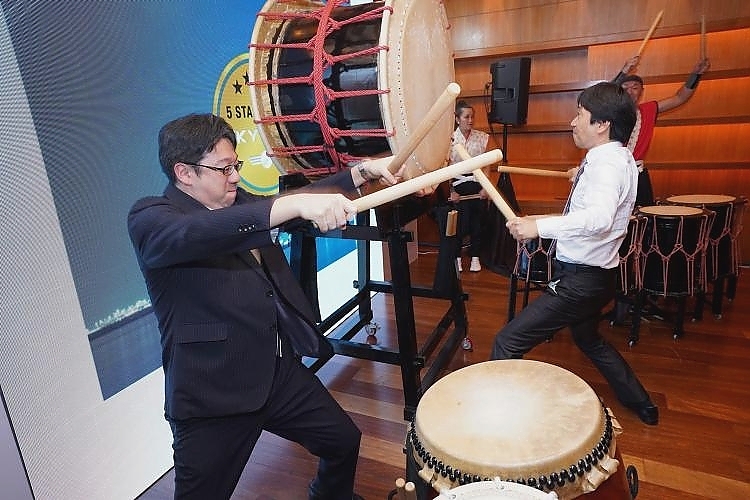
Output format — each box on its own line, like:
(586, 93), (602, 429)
(577, 82), (636, 144)
(619, 74), (644, 86)
(157, 113), (236, 182)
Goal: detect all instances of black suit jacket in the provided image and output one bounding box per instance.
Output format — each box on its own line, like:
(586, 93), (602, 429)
(128, 172), (356, 420)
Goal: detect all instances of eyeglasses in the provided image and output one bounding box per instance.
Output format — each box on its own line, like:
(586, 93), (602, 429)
(185, 160), (243, 176)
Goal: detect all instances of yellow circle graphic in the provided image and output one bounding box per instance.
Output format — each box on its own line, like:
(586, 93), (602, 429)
(213, 54), (281, 194)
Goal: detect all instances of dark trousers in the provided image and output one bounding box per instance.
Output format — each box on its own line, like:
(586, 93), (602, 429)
(169, 350), (361, 500)
(490, 262), (651, 406)
(456, 198), (484, 258)
(636, 168), (655, 208)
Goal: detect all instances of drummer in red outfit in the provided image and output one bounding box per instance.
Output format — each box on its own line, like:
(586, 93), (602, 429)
(612, 55), (711, 206)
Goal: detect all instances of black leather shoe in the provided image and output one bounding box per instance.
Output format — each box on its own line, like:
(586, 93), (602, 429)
(623, 400), (659, 425)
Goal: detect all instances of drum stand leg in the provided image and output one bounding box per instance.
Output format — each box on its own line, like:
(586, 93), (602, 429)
(711, 276), (726, 319)
(608, 294), (631, 327)
(506, 276), (534, 322)
(693, 276), (727, 321)
(628, 291), (644, 347)
(522, 280), (532, 309)
(693, 290), (705, 322)
(507, 275), (519, 322)
(299, 203), (469, 421)
(673, 297), (687, 339)
(726, 273), (739, 301)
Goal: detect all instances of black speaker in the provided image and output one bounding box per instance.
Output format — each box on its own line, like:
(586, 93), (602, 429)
(489, 57), (531, 125)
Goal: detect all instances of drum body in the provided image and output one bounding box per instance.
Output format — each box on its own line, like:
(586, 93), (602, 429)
(637, 205), (711, 296)
(617, 215), (646, 294)
(407, 360), (628, 500)
(514, 237), (554, 284)
(248, 0), (454, 177)
(665, 195), (746, 280)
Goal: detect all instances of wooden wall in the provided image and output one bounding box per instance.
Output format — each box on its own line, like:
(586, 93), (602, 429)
(442, 0), (750, 263)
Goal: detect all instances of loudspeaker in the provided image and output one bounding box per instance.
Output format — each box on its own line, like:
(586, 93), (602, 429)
(489, 57), (531, 125)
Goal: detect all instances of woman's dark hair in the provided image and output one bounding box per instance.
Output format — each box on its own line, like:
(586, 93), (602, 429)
(577, 82), (636, 144)
(455, 99), (473, 119)
(158, 113), (237, 182)
(454, 100), (474, 130)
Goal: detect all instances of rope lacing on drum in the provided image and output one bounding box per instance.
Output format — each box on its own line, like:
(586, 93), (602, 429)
(644, 208), (711, 296)
(729, 200), (747, 277)
(619, 216), (646, 292)
(249, 0), (394, 175)
(407, 401), (616, 494)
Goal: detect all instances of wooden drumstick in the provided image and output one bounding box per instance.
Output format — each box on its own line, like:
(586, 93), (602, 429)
(700, 15), (707, 60)
(394, 478), (406, 500)
(453, 144), (516, 221)
(353, 149), (503, 213)
(497, 165), (570, 178)
(636, 9), (664, 57)
(386, 82), (461, 175)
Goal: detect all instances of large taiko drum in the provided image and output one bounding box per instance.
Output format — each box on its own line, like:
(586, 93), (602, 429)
(248, 0), (454, 178)
(637, 205), (712, 296)
(406, 360), (630, 500)
(664, 195), (746, 280)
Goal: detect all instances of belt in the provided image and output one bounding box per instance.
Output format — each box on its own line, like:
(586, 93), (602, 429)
(553, 259), (608, 274)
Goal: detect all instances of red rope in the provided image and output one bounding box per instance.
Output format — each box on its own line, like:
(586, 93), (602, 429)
(249, 0), (393, 172)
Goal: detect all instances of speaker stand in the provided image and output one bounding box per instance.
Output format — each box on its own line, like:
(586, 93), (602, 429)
(501, 123), (509, 165)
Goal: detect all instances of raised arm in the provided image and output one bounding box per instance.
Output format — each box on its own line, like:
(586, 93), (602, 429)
(612, 55), (641, 84)
(657, 58), (711, 113)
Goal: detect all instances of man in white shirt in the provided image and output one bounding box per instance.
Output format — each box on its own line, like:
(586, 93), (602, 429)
(491, 82), (658, 425)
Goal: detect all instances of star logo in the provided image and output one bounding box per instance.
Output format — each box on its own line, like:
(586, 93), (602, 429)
(214, 54), (282, 195)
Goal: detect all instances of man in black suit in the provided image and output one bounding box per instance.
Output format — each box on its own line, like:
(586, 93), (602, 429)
(128, 113), (400, 499)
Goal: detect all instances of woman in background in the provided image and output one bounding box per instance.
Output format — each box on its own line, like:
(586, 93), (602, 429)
(449, 100), (489, 272)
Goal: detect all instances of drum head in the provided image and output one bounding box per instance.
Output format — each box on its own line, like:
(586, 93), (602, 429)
(436, 480), (558, 499)
(638, 205), (702, 217)
(666, 194), (736, 206)
(378, 0), (454, 179)
(412, 360), (618, 498)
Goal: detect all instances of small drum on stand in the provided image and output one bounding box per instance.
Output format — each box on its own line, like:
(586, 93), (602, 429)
(514, 238), (555, 286)
(665, 195), (747, 318)
(635, 205), (712, 339)
(507, 230), (556, 322)
(248, 0), (454, 178)
(405, 360), (631, 500)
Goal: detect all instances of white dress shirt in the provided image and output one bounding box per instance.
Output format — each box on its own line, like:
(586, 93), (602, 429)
(536, 141), (638, 269)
